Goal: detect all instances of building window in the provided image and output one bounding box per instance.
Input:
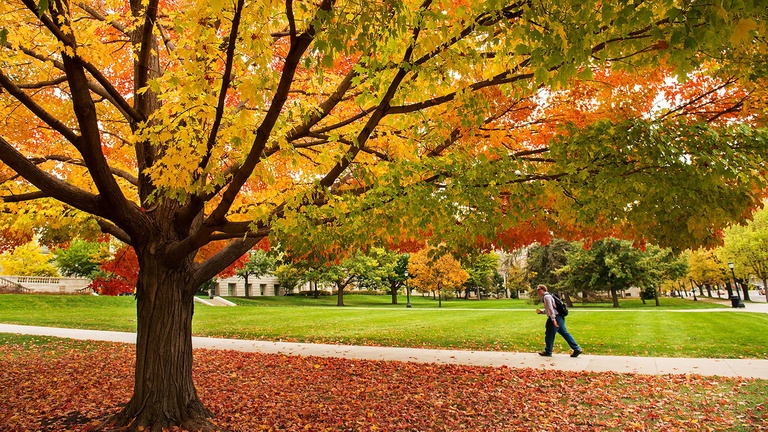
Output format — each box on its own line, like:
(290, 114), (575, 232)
(274, 284), (281, 296)
(260, 284), (266, 296)
(228, 283), (236, 296)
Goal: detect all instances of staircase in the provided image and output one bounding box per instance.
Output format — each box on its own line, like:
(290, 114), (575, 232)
(194, 296), (237, 307)
(0, 277), (31, 293)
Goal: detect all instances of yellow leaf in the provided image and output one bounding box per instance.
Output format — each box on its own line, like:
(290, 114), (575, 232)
(730, 18), (757, 45)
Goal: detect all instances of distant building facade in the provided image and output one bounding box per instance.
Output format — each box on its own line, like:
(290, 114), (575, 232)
(0, 274), (310, 297)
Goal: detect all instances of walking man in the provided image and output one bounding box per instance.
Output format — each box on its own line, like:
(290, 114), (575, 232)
(536, 284), (582, 357)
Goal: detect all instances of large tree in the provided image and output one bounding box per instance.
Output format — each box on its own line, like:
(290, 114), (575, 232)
(1, 0), (767, 429)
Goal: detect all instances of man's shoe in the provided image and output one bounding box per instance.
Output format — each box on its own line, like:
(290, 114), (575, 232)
(538, 351), (552, 357)
(571, 349), (583, 358)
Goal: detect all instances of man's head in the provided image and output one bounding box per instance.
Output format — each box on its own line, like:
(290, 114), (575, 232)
(536, 284), (548, 297)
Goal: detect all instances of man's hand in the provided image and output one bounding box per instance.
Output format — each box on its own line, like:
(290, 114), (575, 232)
(553, 319), (559, 328)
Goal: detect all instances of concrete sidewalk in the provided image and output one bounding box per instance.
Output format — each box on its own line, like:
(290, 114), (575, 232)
(2, 323), (767, 379)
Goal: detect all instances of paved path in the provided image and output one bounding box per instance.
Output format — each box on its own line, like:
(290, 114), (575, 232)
(2, 323), (767, 380)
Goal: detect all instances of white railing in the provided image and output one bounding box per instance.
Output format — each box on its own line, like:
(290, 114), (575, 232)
(0, 275), (91, 293)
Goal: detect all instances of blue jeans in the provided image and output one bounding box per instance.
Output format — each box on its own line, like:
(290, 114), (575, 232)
(544, 315), (581, 354)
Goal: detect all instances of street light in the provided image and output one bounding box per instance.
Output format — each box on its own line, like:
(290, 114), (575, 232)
(728, 261), (744, 308)
(404, 269), (412, 308)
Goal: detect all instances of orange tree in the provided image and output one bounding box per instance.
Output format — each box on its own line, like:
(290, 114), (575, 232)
(1, 0), (767, 429)
(407, 246), (469, 306)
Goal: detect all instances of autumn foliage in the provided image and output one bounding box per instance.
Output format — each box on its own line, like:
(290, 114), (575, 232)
(0, 338), (765, 431)
(1, 0), (767, 428)
(89, 246), (138, 296)
(407, 247), (469, 294)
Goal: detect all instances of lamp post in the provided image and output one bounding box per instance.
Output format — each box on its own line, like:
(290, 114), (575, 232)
(728, 261), (744, 308)
(404, 270), (411, 308)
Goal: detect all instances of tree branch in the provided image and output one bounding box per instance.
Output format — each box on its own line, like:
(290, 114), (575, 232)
(0, 191), (49, 202)
(191, 236), (265, 289)
(97, 218), (132, 244)
(29, 155), (139, 185)
(0, 136), (104, 216)
(199, 0), (245, 173)
(76, 2), (128, 35)
(0, 71), (80, 144)
(201, 0), (335, 231)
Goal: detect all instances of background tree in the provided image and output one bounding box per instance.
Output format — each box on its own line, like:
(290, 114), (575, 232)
(273, 263), (304, 296)
(354, 248), (409, 304)
(52, 238), (110, 278)
(558, 238), (650, 307)
(314, 251), (388, 306)
(640, 245), (689, 306)
(1, 0), (766, 428)
(89, 245), (138, 296)
(686, 249), (729, 297)
(407, 247), (469, 308)
(498, 249), (527, 299)
(0, 242), (59, 277)
(236, 250), (276, 297)
(463, 252), (499, 299)
(526, 239), (574, 292)
(385, 252), (410, 305)
(723, 206), (768, 302)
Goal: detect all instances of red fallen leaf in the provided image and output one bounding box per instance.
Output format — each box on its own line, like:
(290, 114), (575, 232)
(0, 339), (765, 431)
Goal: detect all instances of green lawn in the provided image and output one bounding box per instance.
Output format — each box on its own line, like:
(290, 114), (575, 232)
(1, 293), (766, 359)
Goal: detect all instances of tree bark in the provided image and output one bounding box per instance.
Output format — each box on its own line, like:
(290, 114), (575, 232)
(336, 282), (345, 306)
(108, 259), (214, 431)
(740, 280), (751, 301)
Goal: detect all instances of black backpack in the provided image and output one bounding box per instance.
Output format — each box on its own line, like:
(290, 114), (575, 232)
(551, 293), (569, 317)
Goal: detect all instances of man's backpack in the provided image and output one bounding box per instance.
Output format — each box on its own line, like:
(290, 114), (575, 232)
(551, 293), (569, 317)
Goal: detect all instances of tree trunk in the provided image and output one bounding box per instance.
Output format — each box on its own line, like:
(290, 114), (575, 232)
(610, 287), (619, 308)
(336, 283), (345, 306)
(390, 281), (398, 305)
(763, 278), (768, 302)
(108, 260), (213, 431)
(740, 280), (751, 301)
(654, 286), (660, 306)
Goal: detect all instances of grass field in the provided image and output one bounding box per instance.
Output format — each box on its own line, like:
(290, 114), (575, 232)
(1, 293), (766, 359)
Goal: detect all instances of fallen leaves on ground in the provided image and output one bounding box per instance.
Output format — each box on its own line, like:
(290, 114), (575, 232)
(0, 338), (766, 431)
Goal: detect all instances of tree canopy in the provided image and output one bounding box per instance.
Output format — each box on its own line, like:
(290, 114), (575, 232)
(1, 0), (767, 429)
